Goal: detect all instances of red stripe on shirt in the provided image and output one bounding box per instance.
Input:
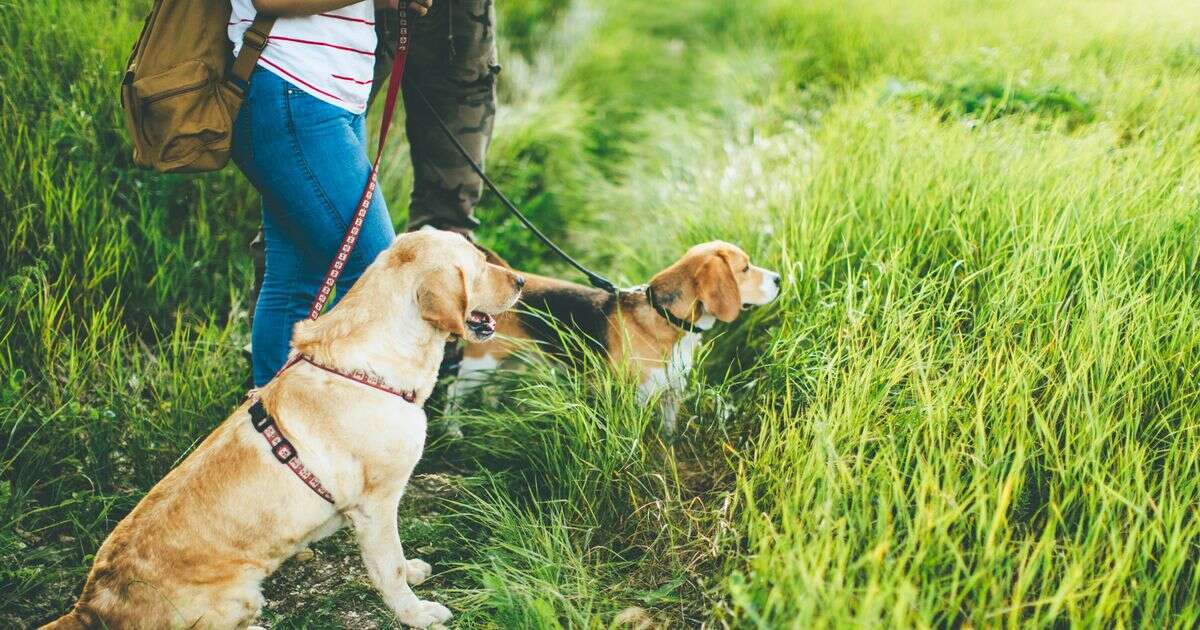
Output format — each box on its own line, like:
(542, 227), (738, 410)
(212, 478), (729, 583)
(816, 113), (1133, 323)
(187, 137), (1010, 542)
(228, 18), (253, 25)
(268, 35), (376, 56)
(331, 74), (374, 85)
(318, 12), (376, 26)
(258, 55), (347, 103)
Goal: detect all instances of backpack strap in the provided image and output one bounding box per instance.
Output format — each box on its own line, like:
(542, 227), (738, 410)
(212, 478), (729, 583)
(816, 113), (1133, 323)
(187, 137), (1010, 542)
(228, 14), (277, 91)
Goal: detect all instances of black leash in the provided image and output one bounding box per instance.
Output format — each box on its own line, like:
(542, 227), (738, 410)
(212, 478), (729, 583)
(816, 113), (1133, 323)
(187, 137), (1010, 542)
(407, 82), (618, 295)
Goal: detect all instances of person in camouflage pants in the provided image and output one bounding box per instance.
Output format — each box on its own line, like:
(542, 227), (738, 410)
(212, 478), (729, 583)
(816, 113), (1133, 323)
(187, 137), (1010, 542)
(246, 0), (497, 357)
(384, 0), (498, 234)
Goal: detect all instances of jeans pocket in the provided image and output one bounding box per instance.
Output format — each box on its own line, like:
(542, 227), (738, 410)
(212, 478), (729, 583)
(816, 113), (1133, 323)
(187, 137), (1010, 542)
(284, 82), (353, 130)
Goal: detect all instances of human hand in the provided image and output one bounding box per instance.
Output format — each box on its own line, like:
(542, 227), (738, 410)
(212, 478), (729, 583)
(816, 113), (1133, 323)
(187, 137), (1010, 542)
(378, 0), (432, 16)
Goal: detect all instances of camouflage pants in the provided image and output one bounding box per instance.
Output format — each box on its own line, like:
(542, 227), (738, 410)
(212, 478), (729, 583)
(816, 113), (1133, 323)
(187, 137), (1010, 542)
(247, 1), (497, 335)
(382, 0), (498, 234)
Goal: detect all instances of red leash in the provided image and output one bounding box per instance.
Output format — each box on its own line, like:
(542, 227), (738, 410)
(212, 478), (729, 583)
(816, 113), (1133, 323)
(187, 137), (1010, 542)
(308, 8), (410, 320)
(249, 9), (413, 506)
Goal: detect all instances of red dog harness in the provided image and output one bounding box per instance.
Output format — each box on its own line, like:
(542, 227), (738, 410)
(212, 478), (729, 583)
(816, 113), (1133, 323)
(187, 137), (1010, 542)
(287, 353), (417, 403)
(249, 400), (336, 504)
(247, 9), (413, 505)
(248, 354), (416, 506)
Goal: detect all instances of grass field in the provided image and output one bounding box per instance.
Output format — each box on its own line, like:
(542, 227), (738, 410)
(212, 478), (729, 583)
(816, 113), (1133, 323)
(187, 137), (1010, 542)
(4, 0), (1200, 627)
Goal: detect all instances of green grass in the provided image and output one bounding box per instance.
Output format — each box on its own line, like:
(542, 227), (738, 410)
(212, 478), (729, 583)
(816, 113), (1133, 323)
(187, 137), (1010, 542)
(4, 0), (1200, 627)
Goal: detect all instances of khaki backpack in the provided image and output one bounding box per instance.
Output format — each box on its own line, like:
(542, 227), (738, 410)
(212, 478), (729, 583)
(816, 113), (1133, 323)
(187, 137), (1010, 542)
(120, 1), (274, 173)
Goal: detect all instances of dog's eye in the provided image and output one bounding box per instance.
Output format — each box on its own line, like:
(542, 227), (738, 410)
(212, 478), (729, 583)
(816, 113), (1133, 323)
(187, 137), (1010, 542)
(742, 265), (751, 273)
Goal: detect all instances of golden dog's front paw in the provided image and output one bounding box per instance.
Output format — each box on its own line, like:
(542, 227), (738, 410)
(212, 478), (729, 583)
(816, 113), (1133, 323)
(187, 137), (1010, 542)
(397, 599), (452, 628)
(405, 558), (433, 585)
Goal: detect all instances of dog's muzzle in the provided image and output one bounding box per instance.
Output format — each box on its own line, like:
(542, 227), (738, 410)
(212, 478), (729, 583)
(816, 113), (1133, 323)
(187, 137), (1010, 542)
(467, 310), (497, 340)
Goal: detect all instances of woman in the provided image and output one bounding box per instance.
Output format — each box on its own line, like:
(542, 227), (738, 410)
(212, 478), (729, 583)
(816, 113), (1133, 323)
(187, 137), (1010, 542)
(228, 0), (444, 387)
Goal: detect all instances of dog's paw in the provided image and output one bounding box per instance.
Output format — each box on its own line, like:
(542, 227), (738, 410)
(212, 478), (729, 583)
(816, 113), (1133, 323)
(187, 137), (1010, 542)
(396, 599), (452, 628)
(405, 558), (433, 585)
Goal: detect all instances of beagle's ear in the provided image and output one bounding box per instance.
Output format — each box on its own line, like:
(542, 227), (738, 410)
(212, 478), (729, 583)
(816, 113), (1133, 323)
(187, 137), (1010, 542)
(417, 265), (468, 338)
(695, 255), (740, 322)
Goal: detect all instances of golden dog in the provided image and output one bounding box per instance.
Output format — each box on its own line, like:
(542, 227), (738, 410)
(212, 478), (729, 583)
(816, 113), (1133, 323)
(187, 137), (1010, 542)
(449, 241), (780, 433)
(42, 230), (524, 629)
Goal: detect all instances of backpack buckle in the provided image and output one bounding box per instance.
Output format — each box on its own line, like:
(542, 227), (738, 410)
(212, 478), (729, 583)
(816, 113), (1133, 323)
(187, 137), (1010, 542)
(243, 28), (269, 52)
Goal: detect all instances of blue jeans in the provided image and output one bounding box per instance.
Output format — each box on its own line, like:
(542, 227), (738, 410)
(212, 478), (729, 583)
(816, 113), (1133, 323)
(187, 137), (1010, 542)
(232, 68), (396, 387)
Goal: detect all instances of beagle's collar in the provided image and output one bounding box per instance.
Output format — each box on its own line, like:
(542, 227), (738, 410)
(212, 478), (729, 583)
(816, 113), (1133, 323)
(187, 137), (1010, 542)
(643, 284), (708, 334)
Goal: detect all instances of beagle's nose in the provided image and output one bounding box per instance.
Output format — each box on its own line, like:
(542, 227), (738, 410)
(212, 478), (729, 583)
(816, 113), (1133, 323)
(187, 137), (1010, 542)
(515, 275), (526, 289)
(772, 273), (782, 287)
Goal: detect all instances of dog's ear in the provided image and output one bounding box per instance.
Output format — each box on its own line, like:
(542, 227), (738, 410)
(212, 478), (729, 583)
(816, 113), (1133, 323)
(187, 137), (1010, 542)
(695, 254), (740, 322)
(418, 265), (468, 338)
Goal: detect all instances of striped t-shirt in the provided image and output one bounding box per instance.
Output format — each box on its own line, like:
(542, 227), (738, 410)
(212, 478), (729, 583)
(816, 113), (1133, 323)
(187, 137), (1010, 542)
(228, 0), (377, 114)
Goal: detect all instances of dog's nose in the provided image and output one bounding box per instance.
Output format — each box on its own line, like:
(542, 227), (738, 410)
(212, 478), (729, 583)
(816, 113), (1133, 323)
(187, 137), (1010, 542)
(772, 273), (782, 287)
(515, 275), (526, 289)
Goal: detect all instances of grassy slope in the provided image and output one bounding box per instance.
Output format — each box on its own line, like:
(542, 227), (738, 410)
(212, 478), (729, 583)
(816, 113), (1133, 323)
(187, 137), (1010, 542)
(4, 0), (1200, 627)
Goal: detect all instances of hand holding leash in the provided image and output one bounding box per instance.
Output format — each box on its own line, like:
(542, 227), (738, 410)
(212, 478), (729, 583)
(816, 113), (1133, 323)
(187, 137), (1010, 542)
(377, 0), (432, 16)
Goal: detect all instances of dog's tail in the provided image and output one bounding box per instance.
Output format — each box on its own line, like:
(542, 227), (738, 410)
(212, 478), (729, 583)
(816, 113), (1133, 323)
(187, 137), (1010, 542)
(38, 608), (91, 630)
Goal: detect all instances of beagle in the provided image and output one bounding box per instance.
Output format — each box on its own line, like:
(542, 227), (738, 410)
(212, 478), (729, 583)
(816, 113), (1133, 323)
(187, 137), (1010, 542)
(41, 230), (524, 630)
(449, 241), (781, 433)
